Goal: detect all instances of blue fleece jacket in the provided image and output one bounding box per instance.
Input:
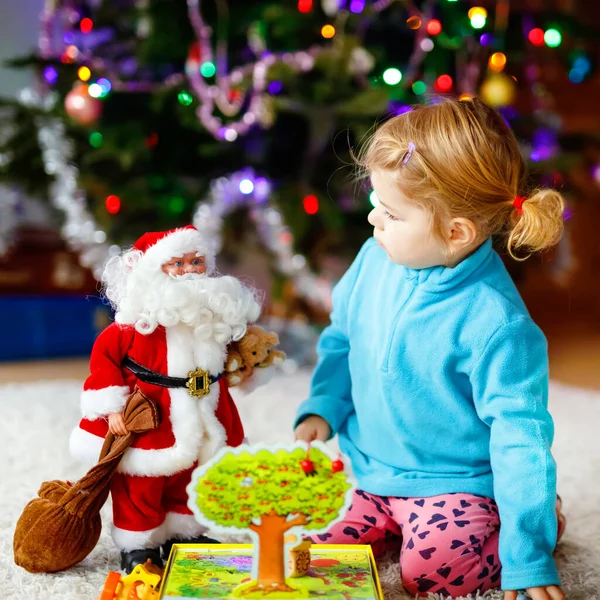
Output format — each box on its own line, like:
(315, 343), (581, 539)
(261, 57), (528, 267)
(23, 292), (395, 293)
(295, 237), (559, 591)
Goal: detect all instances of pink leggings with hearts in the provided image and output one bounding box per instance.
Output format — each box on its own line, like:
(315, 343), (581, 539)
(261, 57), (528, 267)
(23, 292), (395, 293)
(307, 490), (562, 598)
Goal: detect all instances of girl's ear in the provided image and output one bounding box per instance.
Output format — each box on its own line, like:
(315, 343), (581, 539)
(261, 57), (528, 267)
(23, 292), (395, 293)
(446, 217), (478, 255)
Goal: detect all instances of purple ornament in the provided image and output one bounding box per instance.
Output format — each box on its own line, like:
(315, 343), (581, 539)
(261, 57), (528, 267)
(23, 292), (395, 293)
(479, 33), (493, 46)
(254, 177), (271, 203)
(43, 66), (59, 85)
(350, 0), (366, 13)
(530, 130), (558, 162)
(389, 102), (412, 116)
(268, 81), (283, 95)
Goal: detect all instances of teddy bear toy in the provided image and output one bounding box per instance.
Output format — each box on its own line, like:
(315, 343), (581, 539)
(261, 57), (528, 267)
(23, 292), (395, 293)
(225, 325), (286, 387)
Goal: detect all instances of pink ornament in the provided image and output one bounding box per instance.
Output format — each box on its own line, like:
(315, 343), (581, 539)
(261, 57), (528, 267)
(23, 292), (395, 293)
(65, 85), (102, 126)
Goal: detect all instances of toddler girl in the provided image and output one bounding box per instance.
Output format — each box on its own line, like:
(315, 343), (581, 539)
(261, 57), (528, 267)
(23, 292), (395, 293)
(295, 98), (566, 600)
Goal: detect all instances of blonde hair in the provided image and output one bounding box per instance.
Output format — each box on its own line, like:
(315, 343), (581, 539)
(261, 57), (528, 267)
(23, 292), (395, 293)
(357, 98), (564, 259)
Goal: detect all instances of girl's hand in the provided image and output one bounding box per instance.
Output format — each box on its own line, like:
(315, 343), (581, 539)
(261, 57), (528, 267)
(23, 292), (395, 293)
(294, 415), (331, 442)
(108, 412), (129, 436)
(504, 586), (564, 600)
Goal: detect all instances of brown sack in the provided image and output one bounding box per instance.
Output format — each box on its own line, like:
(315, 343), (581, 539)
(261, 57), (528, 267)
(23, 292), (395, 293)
(13, 388), (159, 573)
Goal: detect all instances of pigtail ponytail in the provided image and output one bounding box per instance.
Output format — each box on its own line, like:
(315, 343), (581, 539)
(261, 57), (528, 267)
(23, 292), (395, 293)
(507, 189), (565, 260)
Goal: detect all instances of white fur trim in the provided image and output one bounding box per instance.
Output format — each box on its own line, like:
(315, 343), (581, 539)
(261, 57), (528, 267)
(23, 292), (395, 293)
(141, 228), (216, 271)
(69, 426), (105, 466)
(111, 522), (169, 551)
(111, 513), (207, 551)
(162, 512), (207, 541)
(117, 324), (227, 476)
(80, 385), (130, 420)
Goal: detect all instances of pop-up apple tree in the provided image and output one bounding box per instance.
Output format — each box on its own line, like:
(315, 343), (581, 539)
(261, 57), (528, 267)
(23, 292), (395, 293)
(187, 443), (353, 595)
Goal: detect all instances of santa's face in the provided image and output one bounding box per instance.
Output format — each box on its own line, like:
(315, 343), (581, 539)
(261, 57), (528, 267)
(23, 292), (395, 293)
(162, 252), (207, 278)
(105, 250), (261, 340)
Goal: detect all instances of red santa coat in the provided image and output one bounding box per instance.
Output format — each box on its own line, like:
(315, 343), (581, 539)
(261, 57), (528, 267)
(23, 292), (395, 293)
(69, 322), (245, 477)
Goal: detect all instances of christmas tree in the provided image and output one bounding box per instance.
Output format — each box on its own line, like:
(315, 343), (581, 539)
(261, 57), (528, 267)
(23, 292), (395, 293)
(0, 0), (597, 310)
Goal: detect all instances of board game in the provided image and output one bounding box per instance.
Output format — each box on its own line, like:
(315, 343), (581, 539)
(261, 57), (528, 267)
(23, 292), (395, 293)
(161, 544), (384, 599)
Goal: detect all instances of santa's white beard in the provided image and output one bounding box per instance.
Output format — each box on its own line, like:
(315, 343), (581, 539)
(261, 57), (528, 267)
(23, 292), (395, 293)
(112, 269), (261, 342)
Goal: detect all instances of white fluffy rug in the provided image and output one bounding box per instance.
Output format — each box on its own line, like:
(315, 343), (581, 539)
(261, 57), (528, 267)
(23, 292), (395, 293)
(1, 372), (599, 600)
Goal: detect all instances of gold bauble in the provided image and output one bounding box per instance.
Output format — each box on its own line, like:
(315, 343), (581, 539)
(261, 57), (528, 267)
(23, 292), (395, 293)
(480, 74), (516, 108)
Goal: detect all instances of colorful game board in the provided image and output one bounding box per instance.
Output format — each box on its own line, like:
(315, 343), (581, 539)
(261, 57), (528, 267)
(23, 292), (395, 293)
(161, 544), (383, 599)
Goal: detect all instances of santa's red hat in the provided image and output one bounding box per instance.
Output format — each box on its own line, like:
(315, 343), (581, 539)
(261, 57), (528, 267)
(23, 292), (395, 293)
(133, 225), (216, 271)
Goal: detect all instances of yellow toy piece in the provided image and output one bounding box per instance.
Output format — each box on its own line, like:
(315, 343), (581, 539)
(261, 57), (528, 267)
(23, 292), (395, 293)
(285, 534), (312, 578)
(100, 560), (163, 600)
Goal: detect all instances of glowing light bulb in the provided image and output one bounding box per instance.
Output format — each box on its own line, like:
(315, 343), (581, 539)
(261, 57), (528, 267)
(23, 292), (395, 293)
(383, 68), (402, 85)
(544, 29), (562, 48)
(489, 52), (507, 72)
(470, 14), (486, 29)
(321, 25), (336, 39)
(78, 66), (91, 81)
(239, 179), (254, 194)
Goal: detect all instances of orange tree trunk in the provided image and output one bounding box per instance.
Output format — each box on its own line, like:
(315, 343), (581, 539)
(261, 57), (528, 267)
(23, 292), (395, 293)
(254, 513), (288, 587)
(250, 511), (309, 589)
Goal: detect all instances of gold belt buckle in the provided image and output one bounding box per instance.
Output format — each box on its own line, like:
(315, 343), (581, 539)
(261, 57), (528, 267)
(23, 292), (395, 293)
(186, 368), (210, 398)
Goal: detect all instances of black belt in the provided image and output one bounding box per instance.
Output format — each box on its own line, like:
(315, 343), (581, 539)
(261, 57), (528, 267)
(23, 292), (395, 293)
(123, 356), (222, 399)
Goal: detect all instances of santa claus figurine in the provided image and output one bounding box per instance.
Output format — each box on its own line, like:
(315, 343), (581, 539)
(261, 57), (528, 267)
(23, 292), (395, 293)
(69, 225), (261, 572)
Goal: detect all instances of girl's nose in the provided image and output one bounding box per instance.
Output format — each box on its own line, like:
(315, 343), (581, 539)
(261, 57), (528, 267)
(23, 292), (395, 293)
(368, 208), (380, 228)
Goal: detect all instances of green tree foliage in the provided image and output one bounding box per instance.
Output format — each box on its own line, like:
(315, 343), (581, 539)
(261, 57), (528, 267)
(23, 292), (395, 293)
(192, 446), (352, 531)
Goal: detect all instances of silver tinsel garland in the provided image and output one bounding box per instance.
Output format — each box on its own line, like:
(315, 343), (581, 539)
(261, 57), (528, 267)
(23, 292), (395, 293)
(0, 185), (19, 257)
(0, 114), (18, 257)
(19, 88), (118, 280)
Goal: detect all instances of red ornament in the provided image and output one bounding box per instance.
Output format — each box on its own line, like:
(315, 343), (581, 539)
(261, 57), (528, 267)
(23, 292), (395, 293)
(80, 18), (93, 34)
(426, 19), (442, 36)
(331, 459), (344, 473)
(228, 89), (242, 102)
(145, 132), (159, 149)
(528, 28), (545, 47)
(298, 0), (313, 13)
(303, 194), (319, 215)
(105, 195), (121, 215)
(186, 42), (202, 79)
(434, 74), (453, 93)
(300, 459), (315, 474)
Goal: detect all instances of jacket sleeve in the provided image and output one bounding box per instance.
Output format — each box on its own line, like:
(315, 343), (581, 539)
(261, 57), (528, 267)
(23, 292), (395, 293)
(471, 318), (560, 591)
(81, 322), (135, 420)
(294, 238), (375, 437)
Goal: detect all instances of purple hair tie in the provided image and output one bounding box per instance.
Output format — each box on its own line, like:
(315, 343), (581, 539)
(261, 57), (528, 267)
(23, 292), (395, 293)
(402, 142), (416, 165)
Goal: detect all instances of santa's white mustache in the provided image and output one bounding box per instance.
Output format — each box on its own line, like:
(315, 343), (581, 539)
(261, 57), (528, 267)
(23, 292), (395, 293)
(168, 272), (206, 281)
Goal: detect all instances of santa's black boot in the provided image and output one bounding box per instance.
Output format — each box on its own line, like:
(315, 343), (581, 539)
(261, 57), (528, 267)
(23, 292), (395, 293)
(161, 534), (220, 561)
(120, 547), (164, 574)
